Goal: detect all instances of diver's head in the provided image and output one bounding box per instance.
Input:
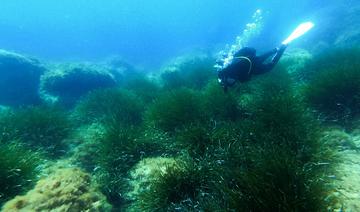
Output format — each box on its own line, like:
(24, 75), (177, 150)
(218, 70), (236, 91)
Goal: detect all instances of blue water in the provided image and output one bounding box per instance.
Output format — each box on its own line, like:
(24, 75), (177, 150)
(0, 0), (333, 68)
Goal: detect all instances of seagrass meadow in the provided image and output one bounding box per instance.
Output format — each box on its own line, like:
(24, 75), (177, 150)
(0, 47), (360, 211)
(1, 1), (360, 211)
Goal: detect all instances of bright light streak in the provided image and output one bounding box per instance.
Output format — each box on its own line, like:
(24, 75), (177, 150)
(282, 22), (314, 45)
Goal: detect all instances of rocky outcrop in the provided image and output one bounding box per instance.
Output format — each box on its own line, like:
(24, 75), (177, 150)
(160, 52), (215, 89)
(40, 63), (117, 107)
(0, 49), (45, 106)
(280, 48), (312, 81)
(305, 2), (360, 51)
(126, 157), (177, 201)
(1, 168), (112, 212)
(322, 128), (360, 211)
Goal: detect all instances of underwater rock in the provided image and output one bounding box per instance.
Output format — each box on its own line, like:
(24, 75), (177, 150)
(126, 156), (214, 211)
(160, 52), (216, 90)
(66, 123), (107, 172)
(333, 5), (360, 47)
(0, 105), (10, 112)
(306, 3), (360, 50)
(101, 57), (160, 103)
(1, 168), (112, 212)
(321, 128), (357, 150)
(329, 128), (360, 211)
(280, 48), (312, 81)
(40, 63), (117, 107)
(103, 55), (137, 83)
(126, 157), (178, 201)
(0, 49), (46, 106)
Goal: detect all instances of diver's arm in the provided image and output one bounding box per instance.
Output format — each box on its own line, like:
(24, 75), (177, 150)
(270, 44), (287, 65)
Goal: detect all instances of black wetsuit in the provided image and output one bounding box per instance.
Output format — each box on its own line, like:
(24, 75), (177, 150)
(218, 45), (287, 90)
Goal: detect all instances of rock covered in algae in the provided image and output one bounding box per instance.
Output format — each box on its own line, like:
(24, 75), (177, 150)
(0, 49), (46, 106)
(159, 52), (215, 89)
(280, 48), (313, 82)
(66, 123), (107, 172)
(281, 48), (312, 74)
(102, 55), (138, 82)
(126, 157), (177, 201)
(1, 168), (112, 212)
(328, 129), (360, 211)
(304, 2), (360, 50)
(40, 63), (117, 106)
(321, 128), (358, 150)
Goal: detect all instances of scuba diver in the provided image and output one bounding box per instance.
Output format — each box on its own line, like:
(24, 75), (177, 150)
(216, 21), (315, 91)
(217, 44), (287, 91)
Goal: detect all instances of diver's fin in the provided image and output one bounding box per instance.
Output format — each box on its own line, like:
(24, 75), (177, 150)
(282, 22), (314, 45)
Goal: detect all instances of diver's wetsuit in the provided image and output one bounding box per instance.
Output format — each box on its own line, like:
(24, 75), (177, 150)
(218, 45), (287, 90)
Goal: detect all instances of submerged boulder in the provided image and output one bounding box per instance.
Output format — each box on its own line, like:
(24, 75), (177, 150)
(332, 5), (360, 47)
(127, 157), (178, 201)
(0, 49), (45, 106)
(103, 55), (137, 83)
(305, 3), (360, 50)
(280, 48), (312, 81)
(1, 168), (112, 212)
(160, 52), (216, 90)
(40, 63), (117, 107)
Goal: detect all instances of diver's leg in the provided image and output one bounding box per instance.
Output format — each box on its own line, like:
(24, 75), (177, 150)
(261, 44), (287, 71)
(252, 48), (277, 75)
(253, 64), (273, 75)
(253, 45), (288, 75)
(256, 48), (277, 63)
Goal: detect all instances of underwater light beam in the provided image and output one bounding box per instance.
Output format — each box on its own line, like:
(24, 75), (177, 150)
(282, 22), (314, 45)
